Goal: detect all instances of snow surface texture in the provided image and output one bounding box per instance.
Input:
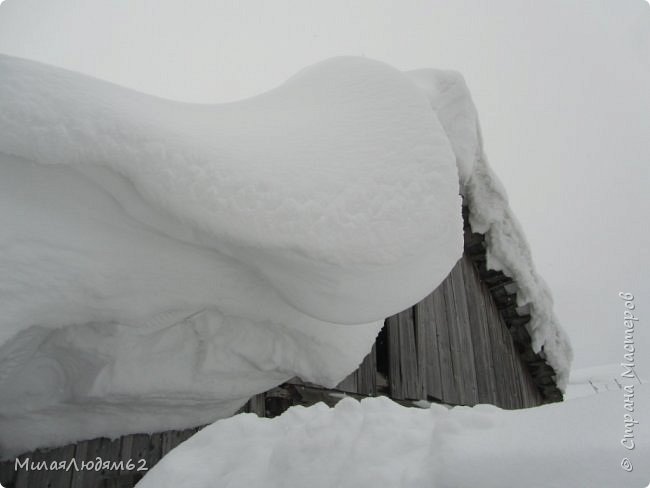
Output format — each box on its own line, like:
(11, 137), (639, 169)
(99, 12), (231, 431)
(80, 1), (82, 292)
(138, 387), (650, 488)
(0, 54), (572, 456)
(0, 54), (463, 457)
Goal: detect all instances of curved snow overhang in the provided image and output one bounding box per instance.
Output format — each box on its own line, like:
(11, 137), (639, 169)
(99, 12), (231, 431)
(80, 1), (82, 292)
(0, 54), (470, 456)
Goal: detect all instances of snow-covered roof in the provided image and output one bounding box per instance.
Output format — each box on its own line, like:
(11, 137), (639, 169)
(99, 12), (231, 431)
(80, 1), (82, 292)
(0, 54), (570, 457)
(408, 68), (572, 391)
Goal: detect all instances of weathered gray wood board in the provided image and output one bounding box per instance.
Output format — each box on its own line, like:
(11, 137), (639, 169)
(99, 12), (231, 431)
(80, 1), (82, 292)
(374, 255), (542, 408)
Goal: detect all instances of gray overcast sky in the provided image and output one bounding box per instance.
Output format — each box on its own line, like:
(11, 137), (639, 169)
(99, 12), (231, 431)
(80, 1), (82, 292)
(0, 0), (648, 378)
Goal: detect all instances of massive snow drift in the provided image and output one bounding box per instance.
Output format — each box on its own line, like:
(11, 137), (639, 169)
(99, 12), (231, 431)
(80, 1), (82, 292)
(0, 54), (571, 457)
(0, 55), (464, 456)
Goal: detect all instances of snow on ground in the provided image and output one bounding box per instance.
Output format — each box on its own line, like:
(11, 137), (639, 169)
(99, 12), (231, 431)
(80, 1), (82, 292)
(138, 386), (650, 488)
(567, 364), (645, 400)
(0, 54), (463, 457)
(0, 53), (572, 457)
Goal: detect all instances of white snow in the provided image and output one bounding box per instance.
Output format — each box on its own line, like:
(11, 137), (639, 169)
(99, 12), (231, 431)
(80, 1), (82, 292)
(567, 364), (645, 400)
(0, 52), (572, 458)
(0, 54), (463, 457)
(406, 69), (480, 185)
(138, 387), (650, 488)
(0, 54), (462, 327)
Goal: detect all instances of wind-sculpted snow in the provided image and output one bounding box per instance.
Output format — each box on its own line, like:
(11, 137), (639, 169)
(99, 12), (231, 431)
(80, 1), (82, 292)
(406, 69), (480, 185)
(0, 54), (572, 456)
(137, 388), (650, 488)
(0, 55), (462, 326)
(0, 55), (463, 456)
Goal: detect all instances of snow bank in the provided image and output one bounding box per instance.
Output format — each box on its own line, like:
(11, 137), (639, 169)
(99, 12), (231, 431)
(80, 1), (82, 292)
(0, 54), (462, 456)
(138, 387), (650, 488)
(409, 68), (572, 390)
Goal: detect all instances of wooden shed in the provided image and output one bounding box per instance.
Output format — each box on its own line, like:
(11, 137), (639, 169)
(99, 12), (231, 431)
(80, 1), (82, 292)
(0, 202), (563, 488)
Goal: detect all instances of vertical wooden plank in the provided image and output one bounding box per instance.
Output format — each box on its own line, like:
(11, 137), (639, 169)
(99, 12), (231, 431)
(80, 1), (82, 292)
(503, 330), (525, 408)
(101, 474), (141, 488)
(247, 392), (267, 417)
(522, 372), (544, 408)
(116, 434), (134, 479)
(136, 433), (162, 476)
(415, 294), (443, 401)
(461, 256), (499, 405)
(431, 283), (460, 405)
(452, 262), (480, 405)
(463, 265), (516, 409)
(523, 355), (545, 406)
(386, 311), (421, 400)
(501, 314), (529, 408)
(109, 433), (160, 486)
(483, 298), (513, 408)
(481, 281), (520, 409)
(413, 303), (427, 400)
(70, 438), (117, 488)
(515, 350), (543, 407)
(355, 344), (377, 396)
(97, 437), (123, 484)
(114, 433), (155, 483)
(444, 262), (479, 406)
(0, 456), (18, 488)
(12, 456), (30, 488)
(397, 307), (420, 399)
(375, 322), (390, 394)
(69, 440), (94, 488)
(70, 438), (107, 488)
(161, 428), (197, 457)
(386, 314), (402, 399)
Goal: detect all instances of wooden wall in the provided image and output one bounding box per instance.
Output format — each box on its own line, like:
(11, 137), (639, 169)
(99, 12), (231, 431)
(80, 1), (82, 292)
(364, 255), (543, 409)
